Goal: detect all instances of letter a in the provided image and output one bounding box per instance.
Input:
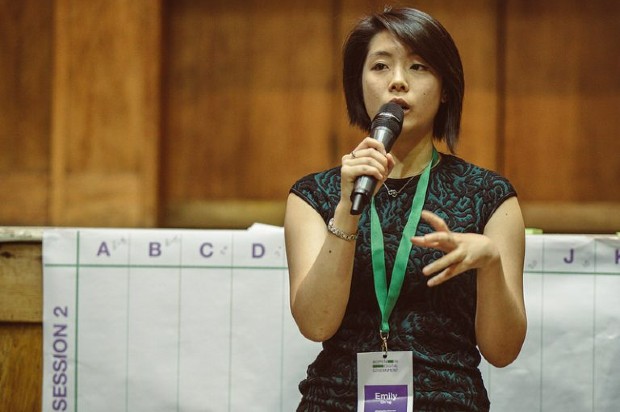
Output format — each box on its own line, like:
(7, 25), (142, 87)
(97, 242), (111, 257)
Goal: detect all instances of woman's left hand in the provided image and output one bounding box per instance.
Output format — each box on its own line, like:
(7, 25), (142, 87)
(413, 200), (526, 366)
(410, 210), (501, 287)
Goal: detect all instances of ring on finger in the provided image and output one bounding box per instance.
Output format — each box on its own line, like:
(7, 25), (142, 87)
(350, 151), (357, 159)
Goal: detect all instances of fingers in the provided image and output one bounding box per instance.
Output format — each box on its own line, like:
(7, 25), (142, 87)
(341, 137), (392, 182)
(341, 150), (389, 181)
(412, 224), (496, 287)
(411, 210), (464, 287)
(420, 210), (450, 232)
(356, 136), (388, 155)
(410, 229), (457, 253)
(425, 250), (477, 287)
(411, 233), (462, 286)
(420, 247), (467, 287)
(422, 248), (464, 276)
(344, 137), (389, 164)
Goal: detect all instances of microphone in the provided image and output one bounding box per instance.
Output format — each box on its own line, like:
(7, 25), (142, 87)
(350, 102), (404, 215)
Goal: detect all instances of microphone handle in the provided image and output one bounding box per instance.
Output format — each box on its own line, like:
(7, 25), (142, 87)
(349, 127), (396, 215)
(350, 176), (376, 215)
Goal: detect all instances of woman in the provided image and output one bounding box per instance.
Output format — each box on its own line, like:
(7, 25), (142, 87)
(284, 7), (526, 411)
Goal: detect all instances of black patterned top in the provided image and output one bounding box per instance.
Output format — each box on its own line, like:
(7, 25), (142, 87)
(289, 153), (517, 412)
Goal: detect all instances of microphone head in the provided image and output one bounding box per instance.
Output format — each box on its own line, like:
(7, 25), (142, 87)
(371, 102), (405, 136)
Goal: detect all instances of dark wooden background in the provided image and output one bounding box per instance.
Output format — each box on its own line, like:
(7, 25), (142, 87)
(2, 0), (619, 233)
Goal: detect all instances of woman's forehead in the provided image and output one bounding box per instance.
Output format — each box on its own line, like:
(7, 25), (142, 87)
(366, 32), (420, 60)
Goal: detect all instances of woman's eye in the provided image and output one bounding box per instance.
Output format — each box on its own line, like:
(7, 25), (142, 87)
(371, 63), (388, 70)
(411, 63), (428, 71)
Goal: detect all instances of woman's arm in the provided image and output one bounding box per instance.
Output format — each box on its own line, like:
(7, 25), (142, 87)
(284, 195), (360, 342)
(284, 137), (393, 342)
(474, 196), (527, 367)
(410, 197), (527, 367)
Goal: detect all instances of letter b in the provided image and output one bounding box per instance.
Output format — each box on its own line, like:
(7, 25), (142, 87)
(149, 242), (162, 257)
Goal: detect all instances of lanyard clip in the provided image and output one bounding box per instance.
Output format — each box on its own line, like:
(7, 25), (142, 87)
(380, 330), (389, 358)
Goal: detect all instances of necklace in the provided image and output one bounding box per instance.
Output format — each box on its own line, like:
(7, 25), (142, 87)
(383, 156), (438, 198)
(383, 175), (418, 197)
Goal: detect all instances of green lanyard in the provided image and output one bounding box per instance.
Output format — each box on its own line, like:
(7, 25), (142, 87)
(370, 147), (438, 354)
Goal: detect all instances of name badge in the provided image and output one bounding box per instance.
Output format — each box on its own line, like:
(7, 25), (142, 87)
(357, 351), (413, 412)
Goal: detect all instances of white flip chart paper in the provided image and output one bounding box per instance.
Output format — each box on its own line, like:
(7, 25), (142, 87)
(42, 229), (620, 411)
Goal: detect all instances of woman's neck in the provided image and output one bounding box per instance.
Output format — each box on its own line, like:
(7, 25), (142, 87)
(389, 136), (435, 179)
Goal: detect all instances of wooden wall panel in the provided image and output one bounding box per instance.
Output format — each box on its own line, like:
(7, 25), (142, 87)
(0, 0), (53, 225)
(1, 0), (619, 231)
(162, 0), (336, 216)
(503, 0), (620, 202)
(0, 242), (42, 322)
(0, 238), (43, 412)
(50, 0), (162, 227)
(503, 0), (620, 232)
(434, 0), (500, 169)
(0, 324), (42, 412)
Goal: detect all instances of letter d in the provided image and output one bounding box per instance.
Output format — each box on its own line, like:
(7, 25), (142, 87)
(252, 243), (265, 258)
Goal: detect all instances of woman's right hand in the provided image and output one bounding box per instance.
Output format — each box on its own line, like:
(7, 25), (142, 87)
(340, 137), (395, 205)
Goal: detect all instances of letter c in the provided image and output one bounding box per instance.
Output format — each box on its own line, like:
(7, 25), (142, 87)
(200, 242), (214, 258)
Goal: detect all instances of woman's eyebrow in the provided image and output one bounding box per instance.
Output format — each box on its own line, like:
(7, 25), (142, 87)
(368, 50), (419, 59)
(367, 50), (393, 58)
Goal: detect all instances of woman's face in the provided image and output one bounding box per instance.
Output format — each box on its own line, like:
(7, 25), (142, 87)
(362, 31), (443, 139)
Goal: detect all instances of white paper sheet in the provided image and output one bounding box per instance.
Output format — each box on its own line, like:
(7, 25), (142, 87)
(42, 230), (620, 412)
(480, 235), (620, 412)
(42, 227), (321, 412)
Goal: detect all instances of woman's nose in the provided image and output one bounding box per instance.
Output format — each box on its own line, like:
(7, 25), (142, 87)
(389, 69), (408, 93)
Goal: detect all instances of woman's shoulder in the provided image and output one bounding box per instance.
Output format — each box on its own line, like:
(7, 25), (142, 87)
(434, 154), (518, 228)
(289, 167), (342, 217)
(439, 153), (498, 174)
(439, 154), (515, 191)
(291, 166), (341, 194)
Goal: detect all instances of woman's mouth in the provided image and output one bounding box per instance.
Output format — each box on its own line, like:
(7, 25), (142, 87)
(390, 98), (410, 112)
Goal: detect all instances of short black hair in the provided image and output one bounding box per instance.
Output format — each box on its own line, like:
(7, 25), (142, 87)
(342, 7), (464, 153)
